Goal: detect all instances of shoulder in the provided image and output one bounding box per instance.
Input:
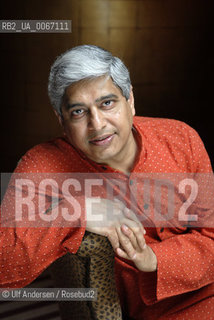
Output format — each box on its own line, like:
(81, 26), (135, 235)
(14, 137), (81, 173)
(134, 116), (193, 135)
(134, 116), (202, 144)
(134, 116), (212, 172)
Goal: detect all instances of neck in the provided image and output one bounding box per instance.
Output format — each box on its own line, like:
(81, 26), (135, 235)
(105, 131), (138, 175)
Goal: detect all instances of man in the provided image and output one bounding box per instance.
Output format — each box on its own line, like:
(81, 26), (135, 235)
(1, 45), (214, 319)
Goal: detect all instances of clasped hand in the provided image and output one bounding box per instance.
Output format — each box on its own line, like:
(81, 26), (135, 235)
(86, 198), (157, 272)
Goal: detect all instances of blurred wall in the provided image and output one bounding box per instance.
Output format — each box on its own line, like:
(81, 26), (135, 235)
(1, 0), (214, 172)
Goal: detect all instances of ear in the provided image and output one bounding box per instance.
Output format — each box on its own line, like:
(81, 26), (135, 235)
(54, 109), (63, 126)
(128, 86), (135, 116)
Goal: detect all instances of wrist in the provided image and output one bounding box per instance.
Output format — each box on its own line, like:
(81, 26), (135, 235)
(136, 245), (157, 272)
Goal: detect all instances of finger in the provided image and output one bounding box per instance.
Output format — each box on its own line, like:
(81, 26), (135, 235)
(116, 247), (130, 260)
(107, 229), (120, 251)
(116, 226), (136, 259)
(121, 224), (138, 250)
(121, 220), (146, 251)
(120, 217), (144, 234)
(123, 208), (146, 233)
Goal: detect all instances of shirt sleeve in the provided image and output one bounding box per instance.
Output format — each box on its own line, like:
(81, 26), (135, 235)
(139, 123), (214, 305)
(140, 228), (214, 304)
(0, 152), (86, 288)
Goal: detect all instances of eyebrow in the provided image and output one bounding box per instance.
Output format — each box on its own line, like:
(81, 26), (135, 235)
(65, 94), (119, 110)
(95, 94), (119, 103)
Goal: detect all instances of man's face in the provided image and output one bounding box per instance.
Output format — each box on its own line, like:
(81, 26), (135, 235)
(59, 76), (135, 167)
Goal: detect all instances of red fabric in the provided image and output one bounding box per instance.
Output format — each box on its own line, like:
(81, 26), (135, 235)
(1, 117), (214, 319)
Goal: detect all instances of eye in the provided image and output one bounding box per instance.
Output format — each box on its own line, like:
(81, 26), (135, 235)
(102, 100), (114, 108)
(71, 108), (86, 118)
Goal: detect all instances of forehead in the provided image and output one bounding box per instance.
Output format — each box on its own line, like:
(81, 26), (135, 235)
(64, 76), (124, 102)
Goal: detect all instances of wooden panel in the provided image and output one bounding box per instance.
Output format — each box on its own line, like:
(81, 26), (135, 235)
(109, 28), (137, 59)
(80, 0), (109, 28)
(138, 0), (193, 28)
(109, 1), (137, 28)
(80, 28), (109, 48)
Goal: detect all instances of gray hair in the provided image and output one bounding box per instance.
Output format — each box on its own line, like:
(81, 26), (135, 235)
(48, 45), (131, 114)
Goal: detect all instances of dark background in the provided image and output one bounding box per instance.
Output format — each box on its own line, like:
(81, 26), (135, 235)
(1, 0), (214, 172)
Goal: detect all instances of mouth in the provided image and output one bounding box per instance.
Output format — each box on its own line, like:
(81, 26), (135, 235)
(89, 133), (115, 146)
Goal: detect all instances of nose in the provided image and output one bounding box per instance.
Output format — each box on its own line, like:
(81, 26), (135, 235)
(88, 107), (106, 131)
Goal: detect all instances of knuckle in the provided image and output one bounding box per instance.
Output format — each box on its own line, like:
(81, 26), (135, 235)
(134, 228), (142, 236)
(108, 236), (118, 248)
(127, 249), (135, 258)
(131, 253), (137, 260)
(122, 239), (130, 246)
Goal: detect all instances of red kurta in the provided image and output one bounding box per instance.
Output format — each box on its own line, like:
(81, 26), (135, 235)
(1, 117), (214, 319)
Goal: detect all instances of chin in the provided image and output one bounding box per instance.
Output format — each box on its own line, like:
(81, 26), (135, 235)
(90, 153), (113, 163)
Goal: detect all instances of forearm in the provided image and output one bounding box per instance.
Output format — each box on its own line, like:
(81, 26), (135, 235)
(0, 225), (85, 288)
(0, 173), (86, 287)
(140, 228), (214, 304)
